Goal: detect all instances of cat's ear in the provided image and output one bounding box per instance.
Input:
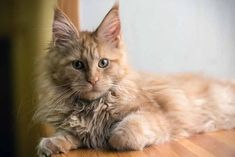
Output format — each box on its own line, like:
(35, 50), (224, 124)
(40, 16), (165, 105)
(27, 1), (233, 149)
(95, 2), (121, 48)
(52, 8), (79, 48)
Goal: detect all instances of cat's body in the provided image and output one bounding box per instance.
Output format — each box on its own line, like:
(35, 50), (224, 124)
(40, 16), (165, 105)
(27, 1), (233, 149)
(35, 3), (235, 157)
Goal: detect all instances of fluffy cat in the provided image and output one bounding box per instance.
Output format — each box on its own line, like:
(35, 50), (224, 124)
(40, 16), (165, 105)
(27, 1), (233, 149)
(35, 3), (235, 157)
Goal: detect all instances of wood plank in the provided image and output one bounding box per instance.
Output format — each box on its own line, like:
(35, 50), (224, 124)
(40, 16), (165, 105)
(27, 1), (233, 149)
(166, 141), (197, 157)
(208, 130), (235, 149)
(52, 130), (235, 157)
(190, 132), (235, 157)
(179, 139), (214, 157)
(58, 0), (79, 29)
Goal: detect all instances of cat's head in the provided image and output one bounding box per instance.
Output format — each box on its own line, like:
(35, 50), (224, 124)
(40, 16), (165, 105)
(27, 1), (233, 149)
(47, 3), (128, 101)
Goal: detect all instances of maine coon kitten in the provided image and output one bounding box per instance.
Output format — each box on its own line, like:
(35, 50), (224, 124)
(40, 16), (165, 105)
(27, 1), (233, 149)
(35, 3), (235, 157)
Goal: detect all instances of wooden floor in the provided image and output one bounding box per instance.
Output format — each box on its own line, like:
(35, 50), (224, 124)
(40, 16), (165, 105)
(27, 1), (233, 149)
(53, 129), (235, 157)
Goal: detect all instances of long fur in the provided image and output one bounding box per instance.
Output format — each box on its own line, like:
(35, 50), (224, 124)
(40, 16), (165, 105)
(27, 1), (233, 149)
(35, 4), (235, 157)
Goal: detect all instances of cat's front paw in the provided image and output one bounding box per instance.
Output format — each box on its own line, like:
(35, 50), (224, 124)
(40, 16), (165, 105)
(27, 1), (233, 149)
(109, 127), (145, 151)
(109, 114), (160, 151)
(37, 137), (68, 157)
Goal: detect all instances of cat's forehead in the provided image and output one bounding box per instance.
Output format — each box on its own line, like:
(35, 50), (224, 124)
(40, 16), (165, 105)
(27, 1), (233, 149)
(67, 31), (119, 61)
(78, 32), (98, 49)
(72, 31), (100, 59)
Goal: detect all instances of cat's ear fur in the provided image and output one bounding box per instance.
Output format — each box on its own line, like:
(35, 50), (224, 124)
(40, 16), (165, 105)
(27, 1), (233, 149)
(52, 8), (78, 48)
(96, 2), (121, 48)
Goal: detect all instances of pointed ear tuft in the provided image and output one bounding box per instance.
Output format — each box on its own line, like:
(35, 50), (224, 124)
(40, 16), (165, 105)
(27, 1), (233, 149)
(112, 0), (119, 10)
(53, 8), (78, 48)
(96, 2), (121, 48)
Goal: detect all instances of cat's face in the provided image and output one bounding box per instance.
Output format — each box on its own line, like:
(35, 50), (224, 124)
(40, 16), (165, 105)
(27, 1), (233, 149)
(48, 4), (127, 100)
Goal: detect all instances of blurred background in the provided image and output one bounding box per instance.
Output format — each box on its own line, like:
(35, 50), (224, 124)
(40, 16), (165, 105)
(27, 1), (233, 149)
(0, 0), (77, 156)
(0, 0), (234, 157)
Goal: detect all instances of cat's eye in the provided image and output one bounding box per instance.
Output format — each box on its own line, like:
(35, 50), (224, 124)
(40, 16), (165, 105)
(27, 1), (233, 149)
(98, 58), (109, 68)
(72, 60), (84, 70)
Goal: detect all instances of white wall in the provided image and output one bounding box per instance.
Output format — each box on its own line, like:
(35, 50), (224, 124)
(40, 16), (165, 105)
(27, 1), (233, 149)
(80, 0), (235, 78)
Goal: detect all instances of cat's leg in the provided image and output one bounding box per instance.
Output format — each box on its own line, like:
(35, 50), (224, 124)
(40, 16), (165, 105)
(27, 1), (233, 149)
(37, 131), (80, 157)
(109, 112), (170, 150)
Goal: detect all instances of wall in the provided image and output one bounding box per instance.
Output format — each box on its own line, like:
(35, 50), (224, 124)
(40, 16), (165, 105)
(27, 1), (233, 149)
(80, 0), (235, 78)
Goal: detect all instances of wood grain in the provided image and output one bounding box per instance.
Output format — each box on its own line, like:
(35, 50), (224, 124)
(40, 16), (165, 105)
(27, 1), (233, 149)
(58, 0), (79, 29)
(52, 129), (235, 157)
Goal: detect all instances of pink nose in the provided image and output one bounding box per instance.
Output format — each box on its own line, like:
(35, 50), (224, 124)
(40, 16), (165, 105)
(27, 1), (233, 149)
(87, 77), (99, 86)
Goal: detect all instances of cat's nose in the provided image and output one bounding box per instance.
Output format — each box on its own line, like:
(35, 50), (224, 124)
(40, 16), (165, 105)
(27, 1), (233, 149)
(87, 77), (99, 86)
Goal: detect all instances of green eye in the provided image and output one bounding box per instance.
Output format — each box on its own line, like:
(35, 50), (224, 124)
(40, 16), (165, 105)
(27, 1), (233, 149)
(98, 58), (109, 68)
(72, 60), (84, 70)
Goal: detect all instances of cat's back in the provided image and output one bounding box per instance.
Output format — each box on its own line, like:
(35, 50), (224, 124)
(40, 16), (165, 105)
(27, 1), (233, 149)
(136, 72), (235, 111)
(138, 72), (235, 98)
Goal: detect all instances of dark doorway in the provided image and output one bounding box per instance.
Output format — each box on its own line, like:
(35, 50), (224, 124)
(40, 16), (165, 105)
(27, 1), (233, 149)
(0, 37), (15, 157)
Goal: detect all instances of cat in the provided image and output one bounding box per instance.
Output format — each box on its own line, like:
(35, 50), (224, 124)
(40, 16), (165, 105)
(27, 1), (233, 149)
(35, 2), (235, 157)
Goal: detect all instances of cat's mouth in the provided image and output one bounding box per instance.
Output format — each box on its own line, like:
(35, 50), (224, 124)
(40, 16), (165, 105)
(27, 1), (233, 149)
(85, 84), (103, 92)
(74, 84), (110, 101)
(75, 91), (108, 104)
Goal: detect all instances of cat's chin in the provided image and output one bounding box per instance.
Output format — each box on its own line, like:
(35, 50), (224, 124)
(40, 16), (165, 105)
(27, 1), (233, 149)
(78, 90), (107, 101)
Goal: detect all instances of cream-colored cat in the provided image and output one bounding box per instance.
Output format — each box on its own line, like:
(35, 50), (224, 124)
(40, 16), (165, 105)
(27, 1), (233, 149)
(35, 3), (235, 157)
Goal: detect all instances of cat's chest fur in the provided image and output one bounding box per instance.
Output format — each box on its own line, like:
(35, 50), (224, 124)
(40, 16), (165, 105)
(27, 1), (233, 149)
(60, 92), (134, 148)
